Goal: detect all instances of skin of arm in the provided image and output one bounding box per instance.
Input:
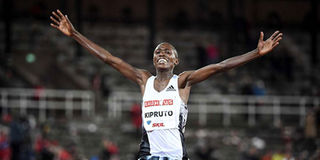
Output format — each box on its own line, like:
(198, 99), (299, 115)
(71, 30), (151, 85)
(178, 31), (282, 103)
(179, 31), (282, 87)
(50, 10), (151, 93)
(180, 48), (260, 86)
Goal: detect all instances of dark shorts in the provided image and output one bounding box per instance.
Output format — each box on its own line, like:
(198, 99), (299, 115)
(138, 156), (179, 160)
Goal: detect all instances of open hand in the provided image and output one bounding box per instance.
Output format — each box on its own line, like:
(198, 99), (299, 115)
(257, 31), (283, 56)
(50, 9), (75, 37)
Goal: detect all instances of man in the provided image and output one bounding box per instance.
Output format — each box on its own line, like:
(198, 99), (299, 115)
(50, 9), (282, 160)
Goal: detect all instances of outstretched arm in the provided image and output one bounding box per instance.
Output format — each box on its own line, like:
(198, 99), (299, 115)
(180, 31), (283, 87)
(50, 10), (151, 86)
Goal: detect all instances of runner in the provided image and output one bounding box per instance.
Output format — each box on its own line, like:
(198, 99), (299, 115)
(50, 9), (283, 160)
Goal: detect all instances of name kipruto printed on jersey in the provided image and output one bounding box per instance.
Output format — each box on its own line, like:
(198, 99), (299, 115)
(144, 99), (173, 107)
(145, 110), (174, 118)
(144, 110), (175, 128)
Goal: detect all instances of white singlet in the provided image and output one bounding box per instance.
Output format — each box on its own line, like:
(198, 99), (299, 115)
(139, 75), (188, 160)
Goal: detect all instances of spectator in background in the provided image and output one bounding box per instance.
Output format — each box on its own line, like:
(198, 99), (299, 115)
(100, 139), (119, 160)
(43, 141), (73, 160)
(261, 151), (272, 160)
(316, 106), (320, 138)
(34, 85), (44, 100)
(305, 109), (317, 139)
(194, 139), (216, 160)
(20, 116), (33, 160)
(252, 80), (266, 96)
(130, 103), (142, 135)
(271, 149), (285, 160)
(0, 130), (11, 160)
(206, 43), (219, 64)
(101, 73), (110, 98)
(241, 76), (254, 95)
(304, 109), (317, 156)
(2, 114), (12, 124)
(29, 1), (47, 20)
(196, 43), (207, 68)
(57, 147), (73, 160)
(9, 115), (24, 160)
(194, 129), (217, 160)
(240, 147), (259, 160)
(35, 134), (54, 160)
(92, 70), (101, 91)
(92, 68), (103, 108)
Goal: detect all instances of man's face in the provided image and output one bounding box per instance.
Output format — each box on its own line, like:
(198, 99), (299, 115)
(153, 43), (179, 71)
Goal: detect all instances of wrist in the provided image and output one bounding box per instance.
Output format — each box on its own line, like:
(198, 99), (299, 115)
(70, 30), (79, 38)
(254, 48), (262, 56)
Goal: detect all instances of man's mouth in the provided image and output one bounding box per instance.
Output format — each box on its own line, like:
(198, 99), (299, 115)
(157, 58), (168, 64)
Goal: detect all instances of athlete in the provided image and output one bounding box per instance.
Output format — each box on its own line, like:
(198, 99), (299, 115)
(50, 9), (282, 160)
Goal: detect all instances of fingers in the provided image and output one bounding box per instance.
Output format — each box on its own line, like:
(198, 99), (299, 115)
(50, 23), (59, 29)
(259, 32), (264, 42)
(273, 34), (282, 46)
(52, 11), (61, 21)
(274, 36), (282, 43)
(270, 31), (280, 40)
(57, 9), (65, 18)
(273, 32), (283, 41)
(51, 9), (65, 21)
(272, 31), (282, 48)
(65, 15), (71, 24)
(272, 42), (280, 48)
(50, 16), (59, 25)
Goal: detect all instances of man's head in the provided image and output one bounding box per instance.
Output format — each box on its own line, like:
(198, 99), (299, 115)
(153, 42), (179, 72)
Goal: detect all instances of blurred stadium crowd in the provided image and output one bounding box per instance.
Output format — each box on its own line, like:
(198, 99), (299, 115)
(0, 0), (320, 160)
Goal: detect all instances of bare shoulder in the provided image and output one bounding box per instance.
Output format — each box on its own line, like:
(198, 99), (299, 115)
(137, 69), (153, 84)
(178, 70), (194, 88)
(137, 69), (152, 96)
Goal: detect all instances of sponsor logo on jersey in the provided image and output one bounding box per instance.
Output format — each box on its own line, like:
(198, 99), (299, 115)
(144, 99), (173, 107)
(145, 110), (173, 118)
(147, 120), (152, 125)
(144, 100), (160, 107)
(166, 85), (176, 91)
(152, 123), (164, 127)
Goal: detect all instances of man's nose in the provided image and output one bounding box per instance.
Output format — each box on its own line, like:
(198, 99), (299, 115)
(159, 51), (166, 56)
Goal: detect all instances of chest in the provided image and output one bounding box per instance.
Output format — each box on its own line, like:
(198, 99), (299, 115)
(153, 79), (171, 92)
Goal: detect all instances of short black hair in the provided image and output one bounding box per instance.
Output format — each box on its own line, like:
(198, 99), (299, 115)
(156, 42), (178, 58)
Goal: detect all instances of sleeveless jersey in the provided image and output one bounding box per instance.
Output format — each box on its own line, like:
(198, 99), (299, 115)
(138, 75), (189, 160)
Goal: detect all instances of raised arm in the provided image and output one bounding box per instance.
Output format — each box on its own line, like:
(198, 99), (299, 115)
(180, 31), (283, 87)
(50, 10), (151, 86)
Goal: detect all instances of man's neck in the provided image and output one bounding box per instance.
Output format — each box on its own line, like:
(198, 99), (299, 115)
(155, 70), (173, 81)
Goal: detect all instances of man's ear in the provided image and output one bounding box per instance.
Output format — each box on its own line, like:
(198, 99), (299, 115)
(174, 59), (179, 65)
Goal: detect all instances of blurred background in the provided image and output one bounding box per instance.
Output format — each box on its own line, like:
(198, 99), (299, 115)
(0, 0), (320, 159)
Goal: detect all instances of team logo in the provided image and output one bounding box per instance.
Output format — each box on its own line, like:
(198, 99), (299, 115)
(166, 85), (176, 91)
